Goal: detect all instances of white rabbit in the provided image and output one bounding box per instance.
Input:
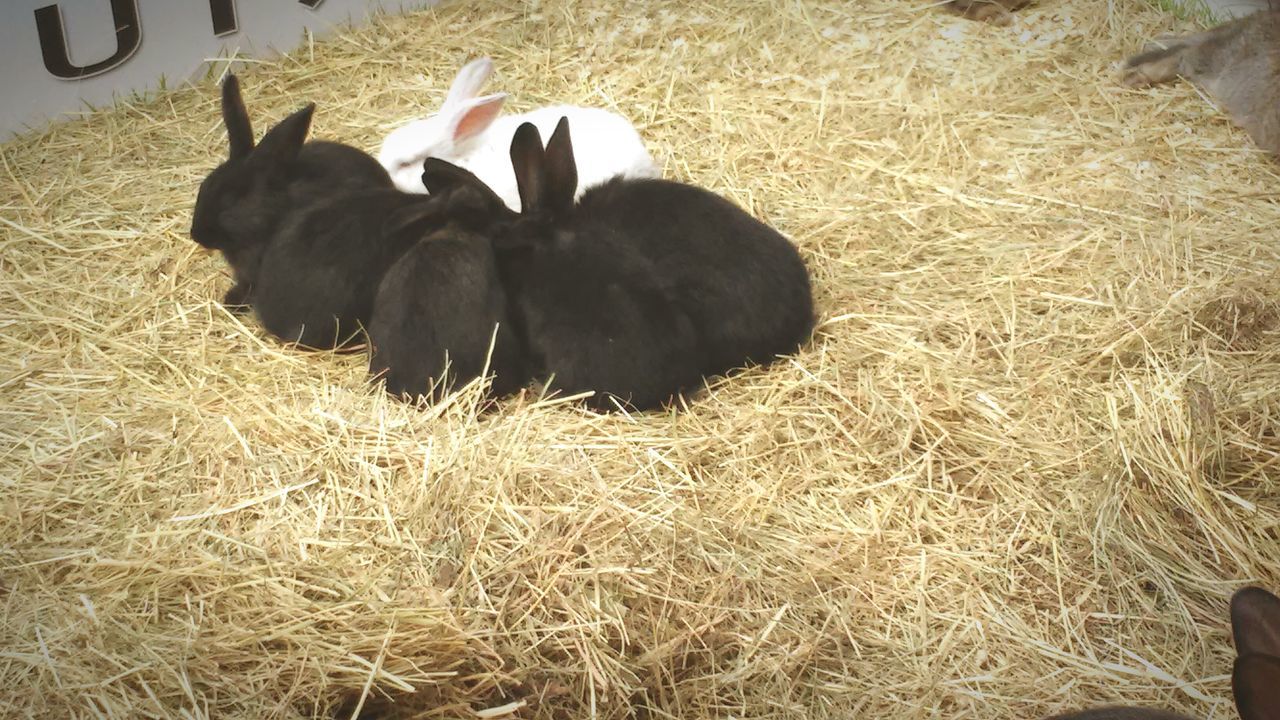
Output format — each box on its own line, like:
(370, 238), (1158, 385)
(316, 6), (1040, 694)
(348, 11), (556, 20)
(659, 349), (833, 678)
(376, 57), (661, 211)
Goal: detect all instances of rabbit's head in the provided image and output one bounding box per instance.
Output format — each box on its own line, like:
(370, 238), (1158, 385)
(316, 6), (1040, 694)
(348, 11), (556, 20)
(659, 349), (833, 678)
(190, 74), (314, 254)
(377, 57), (508, 192)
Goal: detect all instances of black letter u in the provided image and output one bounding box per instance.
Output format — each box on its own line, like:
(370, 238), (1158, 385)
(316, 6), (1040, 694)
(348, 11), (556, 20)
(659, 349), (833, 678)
(34, 0), (142, 80)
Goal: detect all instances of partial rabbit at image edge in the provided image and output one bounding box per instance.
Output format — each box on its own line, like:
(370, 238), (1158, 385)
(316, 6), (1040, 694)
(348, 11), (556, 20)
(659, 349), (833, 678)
(1123, 8), (1280, 158)
(1047, 586), (1280, 720)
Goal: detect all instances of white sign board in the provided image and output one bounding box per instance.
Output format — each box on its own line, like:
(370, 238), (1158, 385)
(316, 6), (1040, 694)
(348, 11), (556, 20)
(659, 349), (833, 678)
(0, 0), (438, 139)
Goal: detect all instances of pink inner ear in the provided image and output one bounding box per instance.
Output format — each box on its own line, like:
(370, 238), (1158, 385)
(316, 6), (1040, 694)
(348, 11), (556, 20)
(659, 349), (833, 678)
(452, 97), (505, 142)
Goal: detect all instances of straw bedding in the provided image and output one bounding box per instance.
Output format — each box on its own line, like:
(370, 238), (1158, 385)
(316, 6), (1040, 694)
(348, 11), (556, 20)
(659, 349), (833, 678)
(2, 0), (1278, 718)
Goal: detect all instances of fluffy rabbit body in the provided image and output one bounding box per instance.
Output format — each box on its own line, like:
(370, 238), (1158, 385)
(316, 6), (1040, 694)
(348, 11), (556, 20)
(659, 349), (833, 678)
(377, 57), (659, 209)
(493, 122), (701, 411)
(1123, 10), (1280, 156)
(420, 117), (812, 410)
(191, 76), (475, 350)
(570, 174), (814, 381)
(417, 121), (699, 410)
(190, 75), (393, 311)
(366, 176), (527, 402)
(250, 189), (450, 349)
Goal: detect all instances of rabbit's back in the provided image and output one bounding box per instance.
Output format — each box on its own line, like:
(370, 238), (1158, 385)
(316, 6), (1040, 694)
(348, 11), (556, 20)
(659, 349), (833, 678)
(295, 141), (394, 193)
(253, 191), (427, 348)
(575, 178), (813, 377)
(369, 228), (526, 401)
(498, 224), (701, 410)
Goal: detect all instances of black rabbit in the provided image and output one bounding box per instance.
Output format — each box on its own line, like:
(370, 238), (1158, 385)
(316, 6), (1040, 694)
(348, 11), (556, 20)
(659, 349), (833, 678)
(191, 75), (482, 350)
(365, 167), (527, 402)
(249, 189), (461, 349)
(417, 117), (808, 409)
(404, 124), (699, 411)
(190, 74), (394, 312)
(419, 117), (811, 411)
(571, 177), (812, 382)
(496, 119), (702, 411)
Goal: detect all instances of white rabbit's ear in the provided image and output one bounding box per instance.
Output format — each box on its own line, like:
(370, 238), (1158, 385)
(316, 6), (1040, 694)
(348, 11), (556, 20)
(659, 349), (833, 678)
(443, 93), (507, 144)
(442, 57), (495, 108)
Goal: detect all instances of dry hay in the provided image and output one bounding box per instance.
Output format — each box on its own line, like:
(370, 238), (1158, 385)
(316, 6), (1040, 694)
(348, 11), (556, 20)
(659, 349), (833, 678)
(2, 0), (1279, 718)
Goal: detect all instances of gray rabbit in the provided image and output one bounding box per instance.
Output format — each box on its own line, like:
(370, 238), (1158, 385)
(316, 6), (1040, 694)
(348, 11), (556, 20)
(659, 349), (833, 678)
(1123, 10), (1280, 157)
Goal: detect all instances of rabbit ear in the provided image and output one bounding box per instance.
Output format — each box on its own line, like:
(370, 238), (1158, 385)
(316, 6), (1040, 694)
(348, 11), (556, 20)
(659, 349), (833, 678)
(221, 73), (254, 159)
(510, 121), (545, 214)
(420, 158), (475, 194)
(1231, 587), (1280, 658)
(542, 116), (577, 218)
(442, 57), (495, 108)
(252, 103), (314, 170)
(443, 93), (507, 144)
(421, 158), (504, 206)
(1232, 654), (1280, 720)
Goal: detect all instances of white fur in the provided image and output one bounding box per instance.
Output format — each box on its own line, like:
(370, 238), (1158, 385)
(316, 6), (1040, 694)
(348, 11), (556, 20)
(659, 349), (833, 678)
(377, 59), (660, 211)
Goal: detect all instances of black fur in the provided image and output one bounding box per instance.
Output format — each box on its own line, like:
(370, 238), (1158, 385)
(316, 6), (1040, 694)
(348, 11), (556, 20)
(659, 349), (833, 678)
(189, 74), (392, 313)
(410, 117), (813, 411)
(251, 189), (450, 349)
(1234, 654), (1280, 720)
(367, 225), (527, 403)
(355, 160), (528, 403)
(1232, 585), (1280, 659)
(573, 176), (813, 380)
(1230, 585), (1280, 720)
(492, 119), (702, 411)
(498, 218), (702, 411)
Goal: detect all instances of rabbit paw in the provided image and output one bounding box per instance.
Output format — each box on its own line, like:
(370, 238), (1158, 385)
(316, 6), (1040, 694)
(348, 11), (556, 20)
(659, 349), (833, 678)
(223, 283), (254, 313)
